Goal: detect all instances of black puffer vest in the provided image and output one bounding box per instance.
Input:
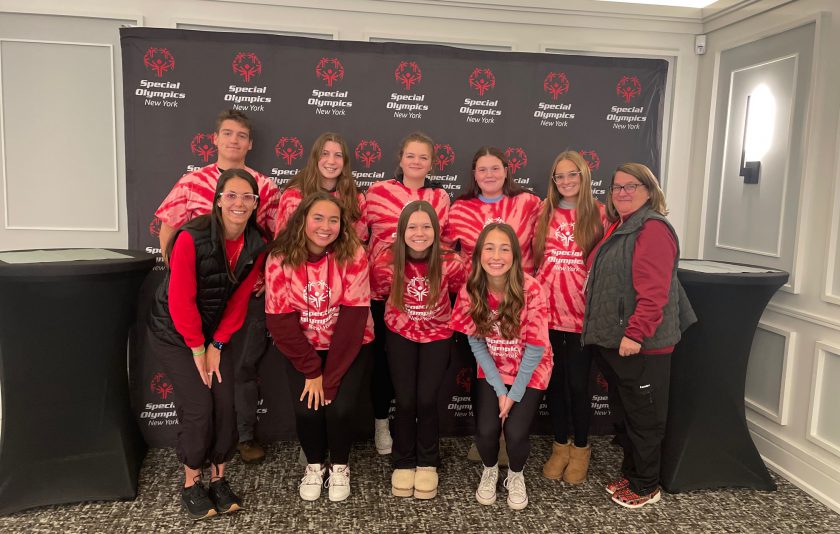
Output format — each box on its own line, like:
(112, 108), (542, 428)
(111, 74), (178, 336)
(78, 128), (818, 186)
(149, 220), (265, 347)
(581, 205), (696, 350)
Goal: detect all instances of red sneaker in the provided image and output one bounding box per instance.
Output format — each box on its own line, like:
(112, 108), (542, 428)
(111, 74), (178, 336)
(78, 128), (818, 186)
(605, 477), (630, 495)
(611, 486), (661, 509)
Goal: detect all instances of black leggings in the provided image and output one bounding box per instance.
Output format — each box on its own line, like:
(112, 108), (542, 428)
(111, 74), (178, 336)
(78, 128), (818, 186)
(386, 331), (451, 468)
(152, 333), (237, 469)
(283, 344), (372, 465)
(474, 378), (543, 472)
(227, 293), (270, 443)
(370, 300), (394, 419)
(546, 330), (593, 447)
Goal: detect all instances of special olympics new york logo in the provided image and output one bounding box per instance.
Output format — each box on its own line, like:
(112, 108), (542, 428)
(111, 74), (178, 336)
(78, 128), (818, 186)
(616, 75), (642, 103)
(455, 367), (472, 393)
(554, 223), (574, 247)
(232, 52), (262, 83)
(190, 133), (217, 162)
(433, 143), (455, 172)
(543, 72), (570, 100)
(579, 150), (601, 171)
(395, 61), (422, 90)
(484, 216), (504, 228)
(468, 67), (495, 96)
(355, 140), (382, 169)
(149, 217), (162, 237)
(274, 137), (304, 165)
(150, 372), (174, 400)
(316, 58), (345, 88)
(143, 47), (175, 78)
(303, 281), (331, 308)
(406, 276), (430, 301)
(504, 147), (527, 174)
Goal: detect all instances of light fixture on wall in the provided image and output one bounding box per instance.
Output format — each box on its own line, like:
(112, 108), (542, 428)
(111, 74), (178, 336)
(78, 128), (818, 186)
(740, 84), (775, 184)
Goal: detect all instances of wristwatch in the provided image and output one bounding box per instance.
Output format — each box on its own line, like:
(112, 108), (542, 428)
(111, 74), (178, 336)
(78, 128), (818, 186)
(211, 340), (225, 351)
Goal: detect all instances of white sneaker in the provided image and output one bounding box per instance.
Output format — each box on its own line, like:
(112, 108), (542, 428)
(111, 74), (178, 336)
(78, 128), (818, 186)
(475, 464), (498, 505)
(299, 463), (325, 501)
(504, 469), (528, 510)
(327, 464), (351, 502)
(374, 418), (392, 455)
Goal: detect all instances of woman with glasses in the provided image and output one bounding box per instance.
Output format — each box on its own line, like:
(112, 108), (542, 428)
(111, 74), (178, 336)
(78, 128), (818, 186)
(533, 151), (605, 484)
(276, 132), (368, 241)
(582, 163), (696, 509)
(147, 168), (268, 520)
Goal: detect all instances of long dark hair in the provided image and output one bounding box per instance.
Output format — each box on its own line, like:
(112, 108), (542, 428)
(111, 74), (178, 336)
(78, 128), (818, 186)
(166, 168), (261, 283)
(458, 146), (527, 201)
(270, 191), (361, 267)
(389, 201), (443, 311)
(285, 132), (362, 222)
(466, 223), (525, 339)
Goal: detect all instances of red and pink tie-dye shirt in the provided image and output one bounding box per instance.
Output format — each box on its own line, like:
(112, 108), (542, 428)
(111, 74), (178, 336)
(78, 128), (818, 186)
(265, 246), (375, 350)
(450, 274), (553, 390)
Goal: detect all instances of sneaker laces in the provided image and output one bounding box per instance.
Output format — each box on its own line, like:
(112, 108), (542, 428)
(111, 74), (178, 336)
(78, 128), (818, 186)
(211, 477), (233, 498)
(478, 466), (498, 494)
(504, 471), (527, 502)
(300, 464), (324, 489)
(326, 465), (350, 488)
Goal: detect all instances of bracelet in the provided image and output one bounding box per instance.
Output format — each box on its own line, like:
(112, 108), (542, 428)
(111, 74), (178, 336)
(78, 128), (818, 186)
(192, 347), (206, 357)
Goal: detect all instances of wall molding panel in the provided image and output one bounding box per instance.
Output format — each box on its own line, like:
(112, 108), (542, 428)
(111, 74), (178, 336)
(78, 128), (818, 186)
(745, 320), (796, 425)
(807, 341), (840, 458)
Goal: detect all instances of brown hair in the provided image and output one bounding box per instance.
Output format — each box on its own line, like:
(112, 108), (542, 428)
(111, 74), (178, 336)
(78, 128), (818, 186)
(395, 131), (434, 181)
(214, 109), (252, 138)
(269, 191), (361, 267)
(285, 132), (362, 222)
(534, 150), (604, 265)
(458, 146), (527, 201)
(466, 223), (524, 339)
(389, 201), (444, 312)
(606, 162), (668, 222)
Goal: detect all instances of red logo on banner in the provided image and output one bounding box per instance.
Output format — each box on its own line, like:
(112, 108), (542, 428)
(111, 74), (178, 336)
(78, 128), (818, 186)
(355, 140), (382, 169)
(151, 372), (174, 399)
(149, 217), (162, 237)
(395, 61), (422, 90)
(579, 150), (601, 171)
(504, 147), (528, 174)
(455, 367), (472, 393)
(468, 67), (496, 96)
(274, 137), (305, 165)
(190, 133), (217, 162)
(543, 72), (570, 100)
(596, 371), (609, 393)
(143, 47), (175, 78)
(316, 58), (345, 88)
(433, 143), (455, 172)
(232, 52), (262, 83)
(616, 75), (642, 103)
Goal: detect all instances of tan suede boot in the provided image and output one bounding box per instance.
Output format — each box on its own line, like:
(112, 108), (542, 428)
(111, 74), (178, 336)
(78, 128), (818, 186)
(542, 440), (571, 480)
(414, 467), (438, 499)
(391, 468), (415, 497)
(563, 443), (591, 484)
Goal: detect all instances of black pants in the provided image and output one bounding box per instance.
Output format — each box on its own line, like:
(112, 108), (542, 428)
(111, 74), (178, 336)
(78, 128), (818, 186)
(386, 331), (451, 468)
(474, 378), (543, 472)
(227, 293), (270, 443)
(370, 300), (395, 420)
(283, 344), (372, 465)
(546, 330), (593, 447)
(592, 346), (671, 495)
(152, 333), (237, 469)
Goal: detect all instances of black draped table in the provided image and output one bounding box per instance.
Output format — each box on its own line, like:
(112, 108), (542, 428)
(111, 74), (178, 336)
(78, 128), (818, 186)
(660, 259), (788, 493)
(0, 249), (155, 515)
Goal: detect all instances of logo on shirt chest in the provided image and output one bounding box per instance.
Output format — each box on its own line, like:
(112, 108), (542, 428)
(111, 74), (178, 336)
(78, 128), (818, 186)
(554, 222), (575, 247)
(406, 276), (430, 301)
(303, 281), (331, 308)
(484, 216), (504, 227)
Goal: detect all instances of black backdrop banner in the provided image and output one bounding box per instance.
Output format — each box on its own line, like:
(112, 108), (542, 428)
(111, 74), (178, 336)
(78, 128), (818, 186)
(121, 27), (666, 447)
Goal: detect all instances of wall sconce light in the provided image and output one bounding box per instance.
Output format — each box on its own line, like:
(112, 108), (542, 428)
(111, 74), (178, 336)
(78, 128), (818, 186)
(740, 84), (775, 185)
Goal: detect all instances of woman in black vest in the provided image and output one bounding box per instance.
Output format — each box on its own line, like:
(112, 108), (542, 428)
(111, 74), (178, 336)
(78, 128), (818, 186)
(148, 168), (267, 520)
(582, 163), (695, 509)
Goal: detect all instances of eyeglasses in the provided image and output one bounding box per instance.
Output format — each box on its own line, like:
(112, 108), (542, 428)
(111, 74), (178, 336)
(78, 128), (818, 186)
(218, 191), (259, 207)
(552, 171), (581, 182)
(610, 183), (646, 194)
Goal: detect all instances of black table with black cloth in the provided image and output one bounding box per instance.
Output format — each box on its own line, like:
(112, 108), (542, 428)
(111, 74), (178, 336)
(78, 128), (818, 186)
(0, 249), (155, 515)
(660, 260), (788, 493)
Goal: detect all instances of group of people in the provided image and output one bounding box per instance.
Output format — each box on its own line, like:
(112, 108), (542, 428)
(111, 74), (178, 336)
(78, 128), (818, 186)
(148, 109), (696, 520)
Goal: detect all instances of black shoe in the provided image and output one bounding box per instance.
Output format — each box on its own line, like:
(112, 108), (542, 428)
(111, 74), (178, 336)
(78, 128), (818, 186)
(209, 477), (243, 514)
(181, 483), (217, 520)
